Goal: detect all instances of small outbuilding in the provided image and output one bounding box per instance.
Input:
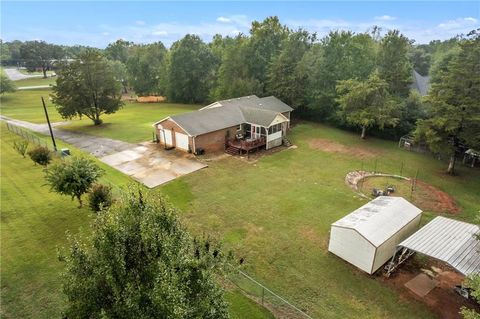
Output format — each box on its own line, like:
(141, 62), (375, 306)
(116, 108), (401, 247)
(328, 196), (422, 274)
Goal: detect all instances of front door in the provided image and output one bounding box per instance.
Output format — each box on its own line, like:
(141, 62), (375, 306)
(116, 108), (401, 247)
(251, 125), (259, 139)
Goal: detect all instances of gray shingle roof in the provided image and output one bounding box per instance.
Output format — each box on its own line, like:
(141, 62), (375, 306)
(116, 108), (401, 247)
(411, 70), (430, 96)
(163, 95), (292, 136)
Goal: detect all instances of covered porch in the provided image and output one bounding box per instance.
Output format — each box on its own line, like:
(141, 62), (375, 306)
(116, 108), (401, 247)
(225, 116), (289, 156)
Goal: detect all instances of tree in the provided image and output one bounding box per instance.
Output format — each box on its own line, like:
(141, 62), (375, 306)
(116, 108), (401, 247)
(126, 42), (167, 96)
(377, 30), (412, 97)
(0, 73), (16, 94)
(302, 31), (377, 121)
(28, 146), (52, 166)
(167, 35), (216, 103)
(109, 60), (128, 94)
(409, 46), (431, 76)
(105, 39), (134, 64)
(266, 29), (315, 109)
(44, 156), (104, 207)
(336, 70), (399, 139)
(210, 35), (261, 100)
(19, 41), (64, 78)
(415, 35), (480, 175)
(59, 189), (230, 318)
(52, 49), (124, 125)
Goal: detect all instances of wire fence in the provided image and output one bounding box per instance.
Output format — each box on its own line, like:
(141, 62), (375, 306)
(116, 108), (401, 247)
(5, 122), (55, 151)
(227, 265), (313, 319)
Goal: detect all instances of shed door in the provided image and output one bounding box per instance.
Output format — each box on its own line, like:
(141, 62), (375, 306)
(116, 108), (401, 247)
(175, 132), (189, 151)
(161, 129), (173, 146)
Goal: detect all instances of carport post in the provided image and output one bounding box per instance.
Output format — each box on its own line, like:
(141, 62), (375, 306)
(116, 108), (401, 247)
(41, 96), (57, 152)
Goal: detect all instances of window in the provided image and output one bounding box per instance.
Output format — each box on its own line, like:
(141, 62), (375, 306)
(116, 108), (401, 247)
(268, 123), (283, 134)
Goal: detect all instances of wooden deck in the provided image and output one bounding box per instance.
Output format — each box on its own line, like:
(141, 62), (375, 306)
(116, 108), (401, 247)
(226, 137), (266, 155)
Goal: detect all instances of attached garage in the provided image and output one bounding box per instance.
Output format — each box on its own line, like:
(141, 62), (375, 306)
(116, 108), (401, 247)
(175, 132), (189, 151)
(159, 129), (173, 147)
(328, 196), (422, 274)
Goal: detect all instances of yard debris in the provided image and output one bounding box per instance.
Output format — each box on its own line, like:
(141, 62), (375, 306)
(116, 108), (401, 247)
(136, 96), (166, 103)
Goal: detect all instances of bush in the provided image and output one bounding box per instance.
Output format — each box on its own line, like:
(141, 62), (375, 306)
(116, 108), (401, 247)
(28, 146), (52, 166)
(88, 183), (113, 212)
(13, 140), (29, 158)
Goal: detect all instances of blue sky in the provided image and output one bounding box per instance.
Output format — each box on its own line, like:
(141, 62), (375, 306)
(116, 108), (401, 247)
(2, 1), (479, 47)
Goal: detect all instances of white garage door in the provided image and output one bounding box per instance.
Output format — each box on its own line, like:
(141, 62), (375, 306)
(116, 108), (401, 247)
(160, 129), (173, 146)
(175, 132), (189, 151)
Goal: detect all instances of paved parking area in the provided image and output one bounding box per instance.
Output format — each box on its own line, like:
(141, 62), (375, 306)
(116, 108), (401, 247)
(100, 143), (207, 188)
(1, 116), (207, 188)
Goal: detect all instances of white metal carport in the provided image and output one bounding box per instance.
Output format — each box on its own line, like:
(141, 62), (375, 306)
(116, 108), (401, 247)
(397, 216), (480, 276)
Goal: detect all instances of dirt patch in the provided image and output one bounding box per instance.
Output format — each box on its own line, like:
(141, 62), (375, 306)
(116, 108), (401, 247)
(136, 96), (166, 103)
(308, 138), (381, 159)
(359, 175), (460, 214)
(380, 260), (478, 319)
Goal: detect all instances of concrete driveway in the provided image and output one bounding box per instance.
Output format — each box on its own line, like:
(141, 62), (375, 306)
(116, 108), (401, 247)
(1, 116), (207, 188)
(3, 68), (44, 81)
(100, 143), (207, 188)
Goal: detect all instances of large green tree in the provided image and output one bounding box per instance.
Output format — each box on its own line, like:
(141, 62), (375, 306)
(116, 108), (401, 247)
(52, 49), (124, 125)
(415, 35), (480, 175)
(126, 42), (167, 96)
(210, 35), (261, 100)
(166, 35), (216, 103)
(336, 70), (399, 139)
(303, 31), (377, 120)
(59, 189), (230, 318)
(377, 30), (412, 96)
(19, 40), (64, 78)
(266, 29), (315, 109)
(105, 39), (134, 64)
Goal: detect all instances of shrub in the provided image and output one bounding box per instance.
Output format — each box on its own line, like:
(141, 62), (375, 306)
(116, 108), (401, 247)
(13, 140), (29, 158)
(88, 183), (113, 212)
(44, 156), (104, 207)
(28, 146), (52, 166)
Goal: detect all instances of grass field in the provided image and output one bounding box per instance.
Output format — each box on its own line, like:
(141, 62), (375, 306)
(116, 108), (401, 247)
(0, 125), (273, 319)
(0, 89), (199, 143)
(15, 77), (56, 87)
(2, 88), (480, 318)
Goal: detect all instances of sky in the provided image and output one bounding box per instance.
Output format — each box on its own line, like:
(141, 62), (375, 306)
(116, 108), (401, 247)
(2, 1), (479, 47)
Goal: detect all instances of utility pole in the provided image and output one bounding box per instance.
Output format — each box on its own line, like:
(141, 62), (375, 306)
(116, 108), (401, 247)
(41, 96), (57, 151)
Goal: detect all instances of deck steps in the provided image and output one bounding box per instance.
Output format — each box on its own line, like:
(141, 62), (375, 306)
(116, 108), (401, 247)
(225, 146), (240, 155)
(283, 137), (292, 147)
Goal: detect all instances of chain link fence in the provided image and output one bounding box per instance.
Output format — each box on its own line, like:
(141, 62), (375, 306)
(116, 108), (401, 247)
(5, 122), (54, 151)
(227, 265), (313, 319)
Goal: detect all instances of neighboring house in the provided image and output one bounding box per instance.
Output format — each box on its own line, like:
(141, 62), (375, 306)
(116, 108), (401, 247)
(410, 70), (430, 96)
(153, 95), (293, 154)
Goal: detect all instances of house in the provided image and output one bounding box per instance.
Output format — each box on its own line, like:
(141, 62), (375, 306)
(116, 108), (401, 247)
(153, 95), (293, 154)
(328, 196), (422, 275)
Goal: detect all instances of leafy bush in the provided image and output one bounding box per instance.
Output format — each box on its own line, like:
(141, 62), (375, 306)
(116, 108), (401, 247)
(28, 146), (52, 166)
(88, 183), (113, 212)
(13, 140), (29, 158)
(44, 157), (104, 207)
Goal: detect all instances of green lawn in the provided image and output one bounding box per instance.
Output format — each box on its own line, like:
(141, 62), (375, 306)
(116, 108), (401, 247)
(15, 77), (56, 87)
(0, 89), (199, 143)
(0, 124), (272, 318)
(2, 89), (480, 318)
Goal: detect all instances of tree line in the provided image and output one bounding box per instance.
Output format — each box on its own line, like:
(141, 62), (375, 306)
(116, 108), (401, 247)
(1, 18), (478, 174)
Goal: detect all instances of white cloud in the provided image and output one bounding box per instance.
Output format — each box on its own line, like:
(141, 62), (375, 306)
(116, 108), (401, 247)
(374, 15), (396, 21)
(216, 16), (231, 23)
(438, 17), (478, 30)
(152, 30), (168, 36)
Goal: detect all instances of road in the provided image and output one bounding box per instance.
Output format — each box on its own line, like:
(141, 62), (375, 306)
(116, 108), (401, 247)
(3, 68), (44, 81)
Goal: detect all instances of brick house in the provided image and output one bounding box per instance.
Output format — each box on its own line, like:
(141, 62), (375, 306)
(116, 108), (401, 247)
(153, 95), (293, 154)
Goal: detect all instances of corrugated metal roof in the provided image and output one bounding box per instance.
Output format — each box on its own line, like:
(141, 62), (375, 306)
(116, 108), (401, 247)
(400, 216), (480, 275)
(332, 197), (422, 247)
(164, 95), (292, 136)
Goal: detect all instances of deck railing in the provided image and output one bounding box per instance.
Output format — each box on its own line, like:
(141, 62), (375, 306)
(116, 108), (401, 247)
(226, 137), (266, 150)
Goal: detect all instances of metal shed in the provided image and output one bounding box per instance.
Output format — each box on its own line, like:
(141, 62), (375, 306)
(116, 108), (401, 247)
(328, 196), (422, 274)
(398, 216), (480, 276)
